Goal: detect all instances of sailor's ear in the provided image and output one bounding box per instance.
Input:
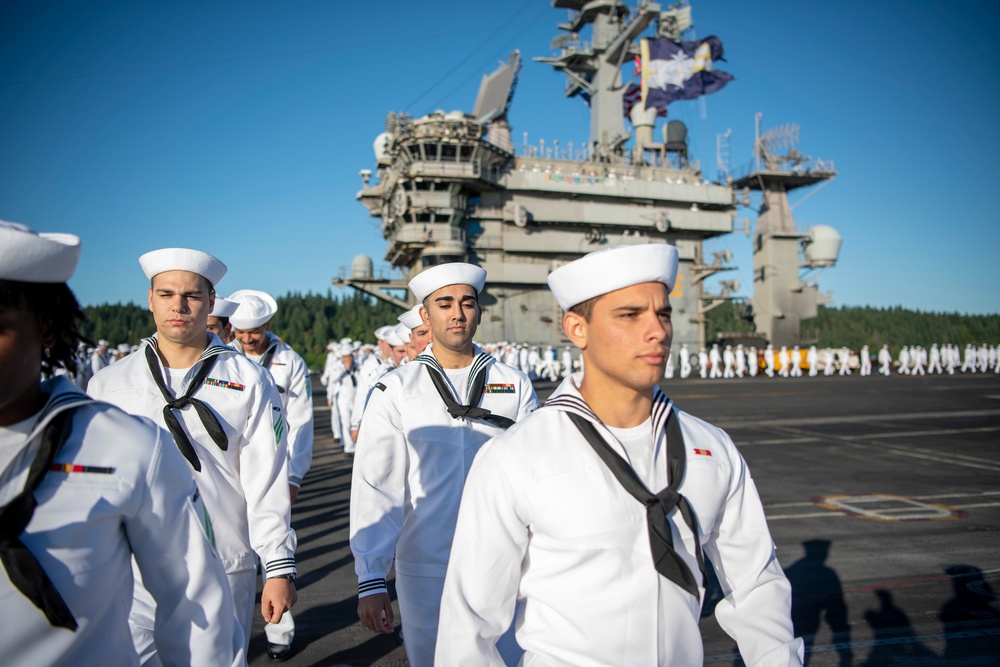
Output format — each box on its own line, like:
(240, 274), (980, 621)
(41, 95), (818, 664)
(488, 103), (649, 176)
(562, 311), (588, 351)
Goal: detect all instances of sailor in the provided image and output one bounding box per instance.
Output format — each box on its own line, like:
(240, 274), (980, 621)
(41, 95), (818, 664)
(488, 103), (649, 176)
(437, 244), (803, 666)
(764, 344), (776, 378)
(329, 343), (359, 455)
(664, 349), (675, 379)
(560, 344), (574, 378)
(925, 343), (941, 375)
(227, 288), (314, 659)
(320, 342), (339, 437)
(734, 343), (746, 378)
(747, 345), (759, 377)
(899, 345), (911, 375)
(206, 296), (238, 345)
(708, 344), (723, 379)
(878, 345), (893, 376)
(806, 345), (819, 377)
(348, 325), (396, 445)
(788, 346), (802, 377)
(859, 344), (872, 376)
(823, 348), (836, 376)
(399, 303), (433, 362)
(698, 347), (709, 379)
(0, 222), (241, 666)
(679, 343), (692, 379)
(88, 249), (298, 663)
(350, 262), (538, 667)
(722, 344), (735, 379)
(838, 347), (852, 376)
(90, 339), (111, 376)
(960, 344), (975, 373)
(778, 346), (791, 378)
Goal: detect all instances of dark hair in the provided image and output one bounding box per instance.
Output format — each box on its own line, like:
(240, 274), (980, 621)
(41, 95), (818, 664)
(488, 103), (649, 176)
(568, 294), (601, 321)
(0, 280), (92, 378)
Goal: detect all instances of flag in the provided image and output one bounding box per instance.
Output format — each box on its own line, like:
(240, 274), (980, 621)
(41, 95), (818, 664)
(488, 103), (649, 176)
(640, 36), (734, 112)
(623, 84), (667, 119)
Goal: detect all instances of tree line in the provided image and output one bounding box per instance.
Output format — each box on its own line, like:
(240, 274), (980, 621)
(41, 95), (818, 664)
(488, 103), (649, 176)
(81, 291), (404, 370)
(705, 302), (1000, 352)
(82, 293), (998, 371)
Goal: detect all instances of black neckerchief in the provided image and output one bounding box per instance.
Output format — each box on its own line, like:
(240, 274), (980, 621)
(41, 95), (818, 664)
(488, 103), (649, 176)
(414, 351), (515, 430)
(142, 340), (229, 472)
(547, 386), (706, 598)
(0, 406), (81, 630)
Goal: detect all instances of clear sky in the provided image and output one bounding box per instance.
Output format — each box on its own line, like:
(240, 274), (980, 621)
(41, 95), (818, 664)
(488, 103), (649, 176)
(2, 1), (998, 315)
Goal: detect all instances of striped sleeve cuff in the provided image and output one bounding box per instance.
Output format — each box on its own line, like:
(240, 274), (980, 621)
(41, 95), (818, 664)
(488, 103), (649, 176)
(264, 557), (297, 579)
(358, 577), (388, 598)
(289, 475), (302, 487)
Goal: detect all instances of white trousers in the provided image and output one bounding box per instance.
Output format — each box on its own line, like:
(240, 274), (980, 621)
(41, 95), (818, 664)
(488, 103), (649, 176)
(396, 572), (521, 667)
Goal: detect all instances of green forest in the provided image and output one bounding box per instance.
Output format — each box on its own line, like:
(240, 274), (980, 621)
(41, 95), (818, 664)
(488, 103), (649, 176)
(82, 293), (999, 371)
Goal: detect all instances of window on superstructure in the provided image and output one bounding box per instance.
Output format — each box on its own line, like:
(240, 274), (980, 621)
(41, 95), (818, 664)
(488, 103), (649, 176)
(460, 145), (474, 162)
(424, 143), (438, 160)
(441, 144), (457, 162)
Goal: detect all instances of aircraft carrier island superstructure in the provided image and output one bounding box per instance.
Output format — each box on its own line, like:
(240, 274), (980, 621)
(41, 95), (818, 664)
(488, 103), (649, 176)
(337, 0), (840, 349)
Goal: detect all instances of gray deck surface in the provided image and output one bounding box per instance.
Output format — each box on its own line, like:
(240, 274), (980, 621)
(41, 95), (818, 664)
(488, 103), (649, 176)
(249, 372), (1000, 666)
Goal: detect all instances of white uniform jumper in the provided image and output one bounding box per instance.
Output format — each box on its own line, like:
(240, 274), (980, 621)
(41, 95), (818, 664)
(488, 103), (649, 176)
(350, 345), (538, 667)
(235, 332), (314, 489)
(1, 377), (241, 667)
(438, 374), (803, 666)
(88, 334), (296, 659)
(234, 332), (313, 648)
(350, 353), (389, 435)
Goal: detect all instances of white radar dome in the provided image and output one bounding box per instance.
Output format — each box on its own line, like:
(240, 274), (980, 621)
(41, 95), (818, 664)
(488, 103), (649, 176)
(374, 133), (391, 165)
(803, 225), (842, 267)
(351, 254), (373, 279)
(629, 103), (657, 128)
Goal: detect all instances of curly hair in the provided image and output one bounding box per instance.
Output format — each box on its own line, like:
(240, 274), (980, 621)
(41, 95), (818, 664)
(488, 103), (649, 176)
(0, 280), (92, 378)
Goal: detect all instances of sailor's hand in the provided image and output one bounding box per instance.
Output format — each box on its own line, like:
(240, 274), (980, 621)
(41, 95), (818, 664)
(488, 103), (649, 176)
(262, 577), (297, 624)
(289, 484), (299, 504)
(358, 593), (394, 634)
(349, 429), (359, 444)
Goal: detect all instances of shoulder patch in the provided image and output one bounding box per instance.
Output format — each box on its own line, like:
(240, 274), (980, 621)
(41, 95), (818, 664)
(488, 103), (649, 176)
(373, 382), (387, 392)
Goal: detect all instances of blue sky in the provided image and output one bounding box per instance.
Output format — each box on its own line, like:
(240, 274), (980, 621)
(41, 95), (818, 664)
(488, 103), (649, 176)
(2, 1), (998, 315)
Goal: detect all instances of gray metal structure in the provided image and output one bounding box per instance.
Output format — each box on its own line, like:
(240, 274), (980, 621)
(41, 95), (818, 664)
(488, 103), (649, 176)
(336, 1), (839, 349)
(732, 113), (840, 347)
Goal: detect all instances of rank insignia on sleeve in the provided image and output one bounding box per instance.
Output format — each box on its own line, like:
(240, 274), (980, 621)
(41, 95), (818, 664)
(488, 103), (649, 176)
(483, 383), (515, 394)
(203, 377), (245, 391)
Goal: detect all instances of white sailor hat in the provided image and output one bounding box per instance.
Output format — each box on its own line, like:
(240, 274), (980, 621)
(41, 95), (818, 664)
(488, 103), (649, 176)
(397, 304), (424, 330)
(385, 323), (409, 347)
(98, 339), (110, 347)
(408, 262), (486, 302)
(546, 244), (679, 311)
(210, 297), (239, 318)
(139, 248), (227, 287)
(228, 289), (278, 329)
(337, 343), (353, 356)
(374, 325), (395, 341)
(0, 220), (81, 283)
(326, 341), (338, 351)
